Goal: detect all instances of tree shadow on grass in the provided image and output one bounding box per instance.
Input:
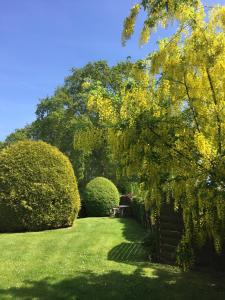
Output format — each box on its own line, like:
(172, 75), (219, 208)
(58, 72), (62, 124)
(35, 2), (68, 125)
(108, 218), (150, 265)
(108, 242), (148, 263)
(0, 267), (224, 300)
(116, 217), (147, 243)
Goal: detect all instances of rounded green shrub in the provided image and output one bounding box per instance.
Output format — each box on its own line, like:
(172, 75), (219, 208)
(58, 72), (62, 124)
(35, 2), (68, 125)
(84, 177), (120, 217)
(0, 140), (80, 232)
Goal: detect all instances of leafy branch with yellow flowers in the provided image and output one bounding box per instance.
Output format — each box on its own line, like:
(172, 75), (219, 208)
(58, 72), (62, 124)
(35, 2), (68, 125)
(81, 2), (225, 269)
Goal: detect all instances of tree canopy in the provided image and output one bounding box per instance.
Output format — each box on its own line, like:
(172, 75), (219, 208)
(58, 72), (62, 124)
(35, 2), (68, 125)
(84, 4), (225, 269)
(7, 61), (134, 188)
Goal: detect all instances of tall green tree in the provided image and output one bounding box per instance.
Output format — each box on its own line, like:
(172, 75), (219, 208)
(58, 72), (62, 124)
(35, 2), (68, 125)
(32, 60), (134, 187)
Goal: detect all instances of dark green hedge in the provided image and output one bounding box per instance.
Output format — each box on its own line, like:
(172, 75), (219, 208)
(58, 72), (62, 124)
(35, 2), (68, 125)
(84, 177), (120, 216)
(131, 197), (149, 228)
(0, 141), (80, 232)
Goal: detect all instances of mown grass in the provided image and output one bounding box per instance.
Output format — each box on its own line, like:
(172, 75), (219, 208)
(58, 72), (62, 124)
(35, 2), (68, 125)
(0, 217), (224, 299)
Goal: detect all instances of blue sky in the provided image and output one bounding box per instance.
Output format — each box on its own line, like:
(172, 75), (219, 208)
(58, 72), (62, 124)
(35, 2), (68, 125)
(0, 0), (223, 140)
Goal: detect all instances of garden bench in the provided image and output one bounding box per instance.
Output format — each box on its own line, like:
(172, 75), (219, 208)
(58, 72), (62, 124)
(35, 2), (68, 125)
(112, 205), (131, 217)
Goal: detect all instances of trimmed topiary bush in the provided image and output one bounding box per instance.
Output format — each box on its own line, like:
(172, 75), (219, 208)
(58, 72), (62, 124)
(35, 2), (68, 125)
(0, 140), (80, 232)
(84, 177), (120, 216)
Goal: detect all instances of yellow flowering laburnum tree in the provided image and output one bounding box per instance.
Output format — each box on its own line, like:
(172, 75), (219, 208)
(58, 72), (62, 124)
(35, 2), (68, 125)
(122, 0), (200, 45)
(86, 5), (225, 269)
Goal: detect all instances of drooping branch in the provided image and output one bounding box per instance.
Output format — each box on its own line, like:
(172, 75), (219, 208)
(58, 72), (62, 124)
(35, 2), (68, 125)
(147, 123), (205, 171)
(147, 122), (225, 188)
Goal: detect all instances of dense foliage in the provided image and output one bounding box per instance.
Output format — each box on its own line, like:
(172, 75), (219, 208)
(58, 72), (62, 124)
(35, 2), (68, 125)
(0, 141), (80, 232)
(131, 197), (148, 228)
(83, 3), (225, 269)
(84, 177), (120, 217)
(0, 126), (32, 149)
(12, 61), (132, 189)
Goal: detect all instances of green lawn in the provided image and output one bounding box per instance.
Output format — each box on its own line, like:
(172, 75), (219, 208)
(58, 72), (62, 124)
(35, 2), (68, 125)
(0, 217), (224, 300)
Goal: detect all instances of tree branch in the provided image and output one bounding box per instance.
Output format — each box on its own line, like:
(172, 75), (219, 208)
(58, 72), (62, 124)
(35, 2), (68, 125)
(148, 123), (206, 171)
(183, 74), (200, 133)
(206, 68), (222, 155)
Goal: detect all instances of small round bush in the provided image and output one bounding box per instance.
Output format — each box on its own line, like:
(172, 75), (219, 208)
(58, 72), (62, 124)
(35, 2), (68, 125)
(84, 177), (120, 216)
(0, 140), (80, 232)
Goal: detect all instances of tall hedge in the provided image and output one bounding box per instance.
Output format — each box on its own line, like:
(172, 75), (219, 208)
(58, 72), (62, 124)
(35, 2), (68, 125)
(84, 177), (120, 216)
(0, 141), (80, 232)
(131, 197), (150, 228)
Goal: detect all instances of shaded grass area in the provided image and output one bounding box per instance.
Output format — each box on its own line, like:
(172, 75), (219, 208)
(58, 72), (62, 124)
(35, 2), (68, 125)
(0, 217), (224, 300)
(108, 242), (146, 262)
